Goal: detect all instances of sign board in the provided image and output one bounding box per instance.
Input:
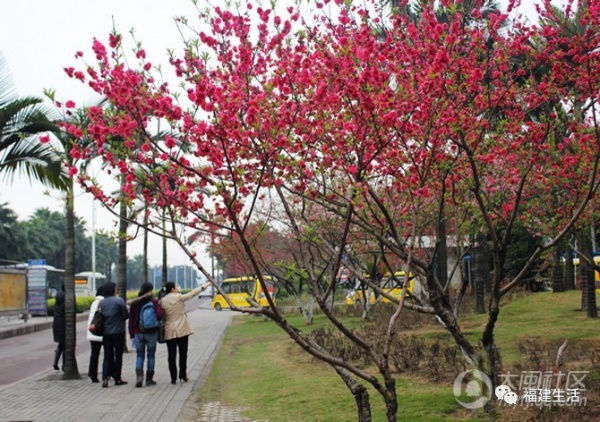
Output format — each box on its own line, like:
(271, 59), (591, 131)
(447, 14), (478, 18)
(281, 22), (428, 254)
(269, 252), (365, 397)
(0, 269), (28, 316)
(28, 259), (47, 266)
(27, 267), (48, 316)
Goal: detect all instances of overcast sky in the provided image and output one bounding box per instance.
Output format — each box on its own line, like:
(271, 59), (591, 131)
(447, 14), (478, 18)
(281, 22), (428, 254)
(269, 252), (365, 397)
(0, 0), (203, 269)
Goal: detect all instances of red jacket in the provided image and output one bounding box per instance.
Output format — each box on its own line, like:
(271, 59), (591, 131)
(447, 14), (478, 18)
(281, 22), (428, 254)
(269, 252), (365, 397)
(128, 297), (164, 338)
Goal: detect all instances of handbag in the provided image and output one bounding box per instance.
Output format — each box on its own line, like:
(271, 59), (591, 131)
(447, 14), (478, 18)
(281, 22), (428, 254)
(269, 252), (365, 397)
(157, 320), (166, 344)
(89, 302), (104, 336)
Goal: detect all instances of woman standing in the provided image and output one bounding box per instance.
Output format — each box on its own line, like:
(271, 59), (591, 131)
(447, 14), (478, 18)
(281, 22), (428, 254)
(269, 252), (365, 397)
(160, 282), (206, 384)
(86, 285), (104, 383)
(100, 282), (129, 388)
(52, 284), (65, 371)
(128, 282), (164, 387)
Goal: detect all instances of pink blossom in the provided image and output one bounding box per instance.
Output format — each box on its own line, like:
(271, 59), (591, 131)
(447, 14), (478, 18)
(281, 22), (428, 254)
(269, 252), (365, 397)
(164, 135), (177, 149)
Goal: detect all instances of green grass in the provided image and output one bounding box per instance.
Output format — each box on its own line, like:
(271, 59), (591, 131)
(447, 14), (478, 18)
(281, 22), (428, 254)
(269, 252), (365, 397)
(459, 290), (600, 365)
(202, 314), (461, 421)
(200, 291), (600, 421)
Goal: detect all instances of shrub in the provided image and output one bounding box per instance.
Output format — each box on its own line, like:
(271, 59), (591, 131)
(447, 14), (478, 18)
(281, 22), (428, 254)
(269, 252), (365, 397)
(47, 296), (94, 315)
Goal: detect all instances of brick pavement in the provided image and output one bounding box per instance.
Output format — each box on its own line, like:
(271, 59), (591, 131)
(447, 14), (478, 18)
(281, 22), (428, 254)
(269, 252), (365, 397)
(0, 305), (250, 422)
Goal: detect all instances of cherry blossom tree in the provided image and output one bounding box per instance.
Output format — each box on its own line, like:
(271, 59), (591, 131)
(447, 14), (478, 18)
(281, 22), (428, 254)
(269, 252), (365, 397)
(62, 0), (600, 419)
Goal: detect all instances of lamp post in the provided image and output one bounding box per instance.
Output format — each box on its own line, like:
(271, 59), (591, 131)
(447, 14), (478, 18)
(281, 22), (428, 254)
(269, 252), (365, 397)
(92, 200), (96, 288)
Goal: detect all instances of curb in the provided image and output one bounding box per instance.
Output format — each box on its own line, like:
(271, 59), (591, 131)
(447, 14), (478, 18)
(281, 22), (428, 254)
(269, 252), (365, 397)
(0, 313), (89, 340)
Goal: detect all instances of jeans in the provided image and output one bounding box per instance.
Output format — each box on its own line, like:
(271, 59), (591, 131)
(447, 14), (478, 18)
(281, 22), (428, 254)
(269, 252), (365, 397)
(134, 331), (158, 372)
(166, 335), (189, 381)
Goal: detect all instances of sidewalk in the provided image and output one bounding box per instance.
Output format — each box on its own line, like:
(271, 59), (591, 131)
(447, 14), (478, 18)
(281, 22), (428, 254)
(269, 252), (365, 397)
(0, 302), (248, 422)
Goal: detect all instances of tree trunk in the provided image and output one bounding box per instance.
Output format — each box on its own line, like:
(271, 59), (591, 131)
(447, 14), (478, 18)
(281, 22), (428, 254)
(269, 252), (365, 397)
(479, 285), (503, 414)
(63, 180), (80, 379)
(580, 234), (598, 318)
(581, 255), (589, 312)
(118, 174), (128, 299)
(471, 243), (489, 314)
(162, 211), (168, 287)
(334, 367), (373, 422)
(586, 265), (597, 318)
(437, 217), (449, 301)
(142, 206), (149, 286)
(576, 229), (597, 316)
(564, 241), (575, 290)
(453, 259), (470, 318)
(118, 174), (129, 352)
(552, 243), (564, 292)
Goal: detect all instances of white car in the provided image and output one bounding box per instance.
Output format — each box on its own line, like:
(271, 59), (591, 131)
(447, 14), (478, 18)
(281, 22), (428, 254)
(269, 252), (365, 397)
(198, 283), (214, 297)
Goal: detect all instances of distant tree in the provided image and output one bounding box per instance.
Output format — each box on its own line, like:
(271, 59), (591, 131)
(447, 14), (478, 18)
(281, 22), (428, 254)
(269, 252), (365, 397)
(126, 254), (150, 290)
(0, 202), (29, 260)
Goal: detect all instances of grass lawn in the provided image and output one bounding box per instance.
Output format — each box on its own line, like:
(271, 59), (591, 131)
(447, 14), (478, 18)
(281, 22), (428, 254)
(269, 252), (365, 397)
(199, 290), (600, 421)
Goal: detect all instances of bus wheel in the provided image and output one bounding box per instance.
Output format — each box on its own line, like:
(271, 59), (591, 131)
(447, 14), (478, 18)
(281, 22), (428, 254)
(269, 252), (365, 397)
(214, 303), (222, 311)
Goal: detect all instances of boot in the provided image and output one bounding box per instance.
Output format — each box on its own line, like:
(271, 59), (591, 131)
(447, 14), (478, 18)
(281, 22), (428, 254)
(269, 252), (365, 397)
(135, 368), (144, 388)
(146, 370), (156, 386)
(53, 349), (60, 370)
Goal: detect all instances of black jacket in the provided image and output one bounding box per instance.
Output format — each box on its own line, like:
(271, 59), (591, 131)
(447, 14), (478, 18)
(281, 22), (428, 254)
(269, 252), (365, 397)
(52, 290), (66, 343)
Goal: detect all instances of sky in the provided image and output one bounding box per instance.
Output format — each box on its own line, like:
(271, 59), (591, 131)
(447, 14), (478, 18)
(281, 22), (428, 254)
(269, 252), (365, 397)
(0, 0), (554, 270)
(0, 0), (205, 270)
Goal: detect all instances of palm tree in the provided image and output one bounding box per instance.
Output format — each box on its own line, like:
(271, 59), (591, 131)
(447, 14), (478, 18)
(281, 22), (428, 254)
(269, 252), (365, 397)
(50, 110), (83, 379)
(47, 100), (107, 379)
(0, 55), (77, 375)
(0, 54), (62, 188)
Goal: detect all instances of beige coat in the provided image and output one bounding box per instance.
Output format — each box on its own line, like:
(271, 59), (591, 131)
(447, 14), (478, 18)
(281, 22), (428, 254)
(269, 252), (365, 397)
(160, 286), (205, 341)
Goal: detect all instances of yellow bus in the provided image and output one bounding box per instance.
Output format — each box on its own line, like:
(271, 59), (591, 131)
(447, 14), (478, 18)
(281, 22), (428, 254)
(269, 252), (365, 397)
(572, 256), (600, 292)
(211, 276), (276, 311)
(345, 271), (414, 305)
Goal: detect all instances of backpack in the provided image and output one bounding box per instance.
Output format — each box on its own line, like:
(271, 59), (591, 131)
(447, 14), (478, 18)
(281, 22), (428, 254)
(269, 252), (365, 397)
(139, 300), (160, 332)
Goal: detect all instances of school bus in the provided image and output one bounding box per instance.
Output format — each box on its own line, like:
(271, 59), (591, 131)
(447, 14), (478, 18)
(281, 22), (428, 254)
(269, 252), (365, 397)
(211, 276), (276, 311)
(572, 256), (600, 292)
(345, 271), (414, 305)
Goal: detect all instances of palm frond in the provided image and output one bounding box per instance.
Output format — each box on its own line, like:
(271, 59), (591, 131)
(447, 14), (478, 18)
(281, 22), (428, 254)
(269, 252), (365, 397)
(0, 135), (67, 189)
(0, 54), (18, 105)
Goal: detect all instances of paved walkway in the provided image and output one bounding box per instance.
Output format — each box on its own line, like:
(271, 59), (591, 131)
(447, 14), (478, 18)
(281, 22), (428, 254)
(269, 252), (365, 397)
(0, 303), (254, 422)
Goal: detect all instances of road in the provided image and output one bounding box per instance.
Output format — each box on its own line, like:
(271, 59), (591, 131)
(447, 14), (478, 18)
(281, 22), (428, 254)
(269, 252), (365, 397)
(0, 317), (91, 385)
(0, 296), (209, 386)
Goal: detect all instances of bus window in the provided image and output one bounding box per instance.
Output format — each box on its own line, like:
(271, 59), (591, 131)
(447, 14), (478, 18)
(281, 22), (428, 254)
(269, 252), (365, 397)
(74, 272), (107, 297)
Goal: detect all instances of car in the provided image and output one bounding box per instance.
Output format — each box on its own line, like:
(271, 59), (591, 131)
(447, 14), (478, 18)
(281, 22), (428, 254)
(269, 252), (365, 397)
(198, 283), (214, 297)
